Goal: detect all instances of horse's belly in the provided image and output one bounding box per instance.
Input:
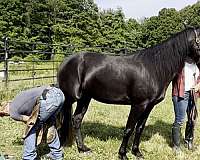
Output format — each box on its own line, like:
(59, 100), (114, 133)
(92, 96), (131, 105)
(88, 88), (131, 105)
(83, 68), (131, 104)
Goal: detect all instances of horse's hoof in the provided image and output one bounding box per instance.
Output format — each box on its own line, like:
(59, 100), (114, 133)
(136, 156), (144, 160)
(83, 150), (92, 155)
(184, 140), (195, 151)
(78, 145), (91, 153)
(132, 148), (144, 159)
(118, 154), (128, 160)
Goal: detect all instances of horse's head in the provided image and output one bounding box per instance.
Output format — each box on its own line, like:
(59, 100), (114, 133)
(187, 26), (200, 68)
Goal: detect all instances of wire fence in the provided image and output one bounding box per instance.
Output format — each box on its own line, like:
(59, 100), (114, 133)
(0, 37), (135, 100)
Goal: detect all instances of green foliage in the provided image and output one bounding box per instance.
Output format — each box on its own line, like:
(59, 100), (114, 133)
(180, 2), (200, 26)
(10, 55), (22, 62)
(23, 54), (41, 66)
(140, 8), (183, 47)
(23, 54), (40, 62)
(0, 0), (200, 57)
(54, 54), (65, 61)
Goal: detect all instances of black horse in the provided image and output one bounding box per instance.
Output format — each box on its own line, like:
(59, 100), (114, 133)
(57, 27), (200, 160)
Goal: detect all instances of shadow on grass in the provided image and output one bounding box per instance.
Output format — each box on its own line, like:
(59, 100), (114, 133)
(11, 120), (172, 157)
(82, 120), (172, 147)
(12, 137), (50, 158)
(142, 120), (172, 146)
(82, 122), (124, 140)
(12, 137), (24, 145)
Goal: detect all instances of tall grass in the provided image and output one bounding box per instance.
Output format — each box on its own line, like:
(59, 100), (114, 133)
(1, 86), (200, 160)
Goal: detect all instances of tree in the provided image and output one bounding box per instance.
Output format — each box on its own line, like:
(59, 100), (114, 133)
(52, 0), (100, 49)
(180, 2), (200, 26)
(124, 18), (142, 50)
(0, 0), (25, 39)
(141, 8), (182, 47)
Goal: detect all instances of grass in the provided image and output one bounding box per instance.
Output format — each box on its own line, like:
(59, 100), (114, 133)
(1, 87), (200, 160)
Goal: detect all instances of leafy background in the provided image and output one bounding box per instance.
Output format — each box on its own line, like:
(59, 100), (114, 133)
(0, 0), (200, 57)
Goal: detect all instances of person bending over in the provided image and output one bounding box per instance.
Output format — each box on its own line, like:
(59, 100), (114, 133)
(0, 85), (65, 160)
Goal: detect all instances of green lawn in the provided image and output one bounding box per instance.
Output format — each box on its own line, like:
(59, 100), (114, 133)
(1, 87), (200, 160)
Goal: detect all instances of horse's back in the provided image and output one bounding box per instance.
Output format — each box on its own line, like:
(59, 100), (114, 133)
(58, 52), (157, 104)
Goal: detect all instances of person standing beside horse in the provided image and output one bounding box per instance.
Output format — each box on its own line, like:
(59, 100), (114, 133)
(0, 85), (65, 160)
(172, 57), (200, 153)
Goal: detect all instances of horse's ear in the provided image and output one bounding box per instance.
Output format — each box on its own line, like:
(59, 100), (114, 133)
(183, 20), (188, 29)
(183, 20), (195, 29)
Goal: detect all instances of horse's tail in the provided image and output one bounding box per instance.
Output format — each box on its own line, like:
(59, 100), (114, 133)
(58, 100), (74, 146)
(57, 54), (84, 146)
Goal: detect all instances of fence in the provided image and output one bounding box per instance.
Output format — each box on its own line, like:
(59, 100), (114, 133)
(0, 38), (74, 100)
(0, 37), (134, 100)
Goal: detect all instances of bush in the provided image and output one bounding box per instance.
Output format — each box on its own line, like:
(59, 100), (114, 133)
(10, 56), (22, 63)
(23, 54), (41, 64)
(53, 54), (65, 62)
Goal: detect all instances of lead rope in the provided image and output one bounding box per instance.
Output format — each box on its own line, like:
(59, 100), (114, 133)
(191, 72), (198, 122)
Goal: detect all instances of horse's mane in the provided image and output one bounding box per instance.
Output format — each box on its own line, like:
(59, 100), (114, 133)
(131, 28), (192, 81)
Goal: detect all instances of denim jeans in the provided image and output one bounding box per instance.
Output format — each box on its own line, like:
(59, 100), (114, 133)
(23, 87), (65, 160)
(172, 91), (192, 126)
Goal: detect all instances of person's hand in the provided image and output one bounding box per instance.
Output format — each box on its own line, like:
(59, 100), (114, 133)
(21, 115), (30, 123)
(192, 83), (200, 92)
(0, 111), (9, 117)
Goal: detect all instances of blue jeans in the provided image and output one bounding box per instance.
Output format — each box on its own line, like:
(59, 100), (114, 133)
(23, 87), (65, 160)
(172, 91), (192, 126)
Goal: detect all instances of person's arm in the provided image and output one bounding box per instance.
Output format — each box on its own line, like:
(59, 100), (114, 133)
(6, 111), (29, 123)
(9, 111), (27, 122)
(0, 102), (30, 123)
(9, 105), (28, 123)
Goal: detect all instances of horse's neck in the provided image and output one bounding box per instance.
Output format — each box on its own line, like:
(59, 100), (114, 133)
(162, 36), (188, 70)
(144, 34), (188, 82)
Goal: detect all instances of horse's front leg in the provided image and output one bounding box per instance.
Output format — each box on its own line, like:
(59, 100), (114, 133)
(118, 105), (146, 160)
(73, 96), (91, 153)
(132, 105), (154, 158)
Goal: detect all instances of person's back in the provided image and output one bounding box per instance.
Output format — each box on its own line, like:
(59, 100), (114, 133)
(9, 86), (48, 121)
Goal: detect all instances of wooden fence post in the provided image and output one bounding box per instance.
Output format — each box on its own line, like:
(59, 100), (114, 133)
(4, 37), (8, 88)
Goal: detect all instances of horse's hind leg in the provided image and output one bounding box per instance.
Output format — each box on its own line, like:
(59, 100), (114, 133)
(73, 95), (91, 153)
(131, 105), (154, 158)
(118, 104), (146, 160)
